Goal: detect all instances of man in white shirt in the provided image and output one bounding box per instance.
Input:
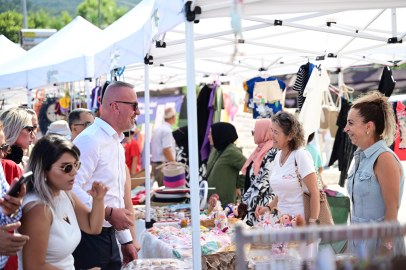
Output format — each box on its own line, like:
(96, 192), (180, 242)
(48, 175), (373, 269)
(68, 108), (94, 141)
(72, 81), (140, 269)
(151, 107), (177, 187)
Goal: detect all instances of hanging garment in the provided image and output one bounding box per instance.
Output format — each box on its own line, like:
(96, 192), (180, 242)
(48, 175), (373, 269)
(243, 90), (252, 114)
(212, 85), (224, 124)
(299, 65), (331, 139)
(329, 98), (358, 187)
(253, 80), (283, 104)
(378, 67), (396, 97)
(197, 85), (214, 163)
(390, 101), (397, 151)
(244, 77), (286, 119)
(394, 101), (406, 160)
(200, 83), (217, 161)
(292, 63), (309, 110)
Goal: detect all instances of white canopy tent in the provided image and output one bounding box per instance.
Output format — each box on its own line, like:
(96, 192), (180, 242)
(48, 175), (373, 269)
(0, 16), (102, 107)
(0, 35), (26, 66)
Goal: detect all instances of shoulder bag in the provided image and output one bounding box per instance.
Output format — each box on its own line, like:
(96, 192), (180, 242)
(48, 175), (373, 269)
(294, 155), (334, 225)
(202, 150), (224, 182)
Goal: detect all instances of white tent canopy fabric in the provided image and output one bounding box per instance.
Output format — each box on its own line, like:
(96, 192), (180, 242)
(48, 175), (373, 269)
(0, 35), (26, 66)
(17, 0), (185, 90)
(0, 16), (102, 90)
(109, 6), (406, 91)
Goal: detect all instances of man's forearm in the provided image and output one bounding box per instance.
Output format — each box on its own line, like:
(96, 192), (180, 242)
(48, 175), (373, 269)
(163, 148), (175, 162)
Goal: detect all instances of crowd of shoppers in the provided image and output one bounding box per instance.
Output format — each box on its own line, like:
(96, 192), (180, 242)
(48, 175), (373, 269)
(0, 86), (403, 267)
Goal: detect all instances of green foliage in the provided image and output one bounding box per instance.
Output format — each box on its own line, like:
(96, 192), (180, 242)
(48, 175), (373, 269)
(77, 0), (129, 29)
(0, 0), (34, 13)
(0, 10), (23, 43)
(28, 8), (51, 28)
(393, 63), (406, 70)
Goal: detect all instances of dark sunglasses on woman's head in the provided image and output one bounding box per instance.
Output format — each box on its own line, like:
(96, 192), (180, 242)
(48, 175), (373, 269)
(0, 144), (9, 153)
(278, 112), (291, 122)
(53, 161), (81, 173)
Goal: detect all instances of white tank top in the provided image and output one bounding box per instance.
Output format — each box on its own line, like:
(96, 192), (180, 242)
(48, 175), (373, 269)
(17, 191), (81, 270)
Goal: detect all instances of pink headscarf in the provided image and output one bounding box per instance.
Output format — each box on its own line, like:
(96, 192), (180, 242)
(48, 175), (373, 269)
(241, 119), (273, 176)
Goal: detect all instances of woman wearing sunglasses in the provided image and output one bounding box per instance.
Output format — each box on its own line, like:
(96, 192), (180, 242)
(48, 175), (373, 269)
(17, 135), (108, 270)
(0, 107), (35, 170)
(254, 111), (320, 259)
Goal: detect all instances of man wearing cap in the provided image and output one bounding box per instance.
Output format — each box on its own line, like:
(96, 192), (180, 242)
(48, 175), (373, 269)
(46, 120), (71, 137)
(151, 107), (177, 187)
(68, 108), (94, 141)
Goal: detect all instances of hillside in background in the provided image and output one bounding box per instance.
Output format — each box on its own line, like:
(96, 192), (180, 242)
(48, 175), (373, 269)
(0, 0), (141, 16)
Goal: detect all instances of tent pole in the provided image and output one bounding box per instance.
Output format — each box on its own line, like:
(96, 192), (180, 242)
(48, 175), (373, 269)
(27, 88), (31, 108)
(185, 13), (202, 270)
(85, 78), (91, 109)
(391, 8), (397, 38)
(144, 64), (151, 223)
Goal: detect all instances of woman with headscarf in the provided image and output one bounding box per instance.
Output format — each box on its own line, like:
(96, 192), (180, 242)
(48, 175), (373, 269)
(241, 119), (278, 226)
(206, 122), (247, 206)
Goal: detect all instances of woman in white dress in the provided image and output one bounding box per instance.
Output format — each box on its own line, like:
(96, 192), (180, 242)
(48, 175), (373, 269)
(255, 111), (320, 258)
(17, 135), (109, 270)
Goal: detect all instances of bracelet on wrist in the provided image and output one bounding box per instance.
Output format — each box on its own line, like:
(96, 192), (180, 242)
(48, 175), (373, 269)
(266, 206), (272, 212)
(106, 207), (113, 221)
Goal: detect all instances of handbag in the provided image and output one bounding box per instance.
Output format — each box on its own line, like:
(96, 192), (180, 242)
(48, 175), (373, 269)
(202, 150), (224, 181)
(294, 158), (334, 225)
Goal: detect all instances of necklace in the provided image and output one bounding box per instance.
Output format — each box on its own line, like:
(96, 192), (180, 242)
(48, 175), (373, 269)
(279, 150), (291, 167)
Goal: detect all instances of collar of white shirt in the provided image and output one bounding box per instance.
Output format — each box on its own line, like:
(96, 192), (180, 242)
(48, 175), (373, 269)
(94, 118), (125, 142)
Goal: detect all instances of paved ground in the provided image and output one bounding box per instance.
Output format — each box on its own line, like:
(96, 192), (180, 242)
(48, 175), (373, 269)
(323, 162), (406, 224)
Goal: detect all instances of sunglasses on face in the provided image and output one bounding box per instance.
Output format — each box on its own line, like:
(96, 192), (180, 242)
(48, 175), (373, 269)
(110, 101), (138, 112)
(251, 130), (255, 136)
(23, 126), (35, 135)
(53, 161), (81, 173)
(0, 144), (9, 153)
(74, 122), (93, 128)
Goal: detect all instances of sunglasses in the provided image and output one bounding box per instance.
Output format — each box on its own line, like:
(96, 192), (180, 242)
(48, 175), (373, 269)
(0, 144), (9, 153)
(110, 101), (138, 112)
(53, 161), (81, 173)
(251, 130), (255, 136)
(74, 122), (93, 128)
(23, 126), (35, 135)
(279, 112), (291, 122)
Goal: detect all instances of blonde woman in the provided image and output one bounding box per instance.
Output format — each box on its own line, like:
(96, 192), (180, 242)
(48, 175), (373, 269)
(0, 108), (35, 170)
(345, 91), (404, 257)
(17, 135), (109, 270)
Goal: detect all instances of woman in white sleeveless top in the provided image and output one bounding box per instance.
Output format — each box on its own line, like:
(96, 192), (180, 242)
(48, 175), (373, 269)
(17, 135), (109, 270)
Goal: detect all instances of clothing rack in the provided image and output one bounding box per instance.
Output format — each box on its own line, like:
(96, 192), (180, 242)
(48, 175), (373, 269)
(234, 221), (406, 270)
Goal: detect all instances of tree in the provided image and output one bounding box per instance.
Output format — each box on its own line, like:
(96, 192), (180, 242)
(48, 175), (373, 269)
(77, 0), (129, 29)
(0, 0), (34, 14)
(28, 8), (51, 28)
(0, 10), (23, 43)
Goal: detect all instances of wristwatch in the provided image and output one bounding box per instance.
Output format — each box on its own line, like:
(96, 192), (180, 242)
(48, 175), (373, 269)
(309, 218), (320, 225)
(382, 242), (393, 250)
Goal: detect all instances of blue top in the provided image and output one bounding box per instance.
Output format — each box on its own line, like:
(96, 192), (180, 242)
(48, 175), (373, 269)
(244, 77), (286, 119)
(347, 140), (404, 222)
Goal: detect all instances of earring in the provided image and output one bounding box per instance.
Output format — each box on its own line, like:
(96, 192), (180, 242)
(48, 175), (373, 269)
(44, 177), (47, 182)
(367, 131), (370, 135)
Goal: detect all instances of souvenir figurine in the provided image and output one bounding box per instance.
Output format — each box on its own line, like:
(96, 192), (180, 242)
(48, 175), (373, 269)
(291, 214), (306, 227)
(280, 214), (292, 226)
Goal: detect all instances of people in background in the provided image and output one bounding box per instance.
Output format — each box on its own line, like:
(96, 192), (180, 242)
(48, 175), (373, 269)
(345, 91), (405, 257)
(68, 109), (94, 141)
(123, 128), (141, 175)
(46, 120), (71, 137)
(306, 132), (327, 188)
(133, 125), (145, 169)
(0, 120), (29, 269)
(20, 107), (38, 157)
(241, 119), (277, 226)
(206, 122), (247, 206)
(0, 108), (35, 170)
(72, 81), (141, 269)
(255, 111), (320, 259)
(17, 135), (108, 270)
(151, 107), (177, 187)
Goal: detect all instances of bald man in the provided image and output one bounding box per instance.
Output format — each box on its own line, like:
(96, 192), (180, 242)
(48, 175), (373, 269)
(72, 81), (141, 269)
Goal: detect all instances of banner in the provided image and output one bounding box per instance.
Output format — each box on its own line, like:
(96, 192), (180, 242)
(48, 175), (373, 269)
(221, 85), (256, 158)
(137, 95), (184, 130)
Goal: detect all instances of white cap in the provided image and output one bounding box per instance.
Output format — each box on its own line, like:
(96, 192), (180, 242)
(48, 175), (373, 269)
(46, 120), (71, 136)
